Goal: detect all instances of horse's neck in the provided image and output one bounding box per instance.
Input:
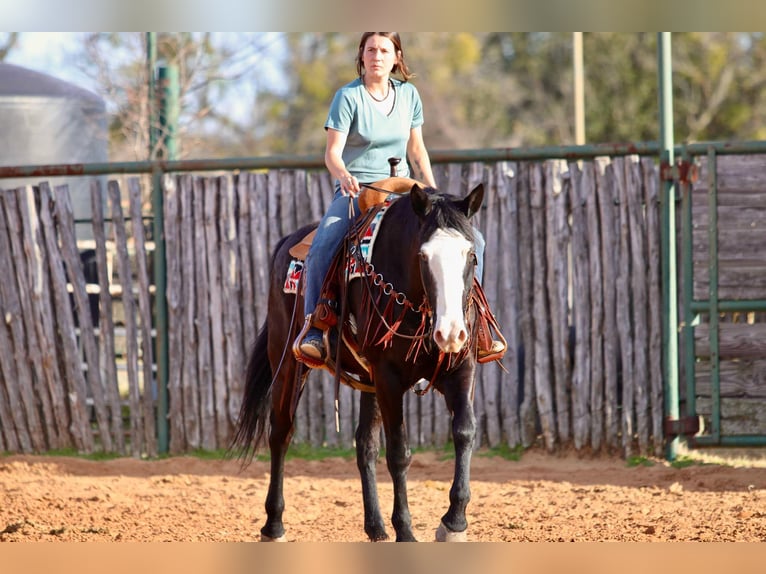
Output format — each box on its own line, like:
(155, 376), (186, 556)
(366, 203), (424, 306)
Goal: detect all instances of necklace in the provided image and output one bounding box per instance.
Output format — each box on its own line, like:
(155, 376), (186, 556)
(364, 79), (392, 102)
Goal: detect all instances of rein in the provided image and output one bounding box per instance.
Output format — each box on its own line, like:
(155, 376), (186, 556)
(345, 199), (476, 394)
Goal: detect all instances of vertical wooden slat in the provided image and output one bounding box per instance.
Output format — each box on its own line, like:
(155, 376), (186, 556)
(517, 163), (538, 447)
(294, 377), (309, 445)
(236, 174), (257, 357)
(220, 175), (244, 430)
(595, 158), (620, 450)
(0, 320), (22, 452)
(338, 383), (354, 448)
(467, 162), (486, 446)
(18, 186), (66, 449)
(309, 376), (325, 448)
(250, 173), (270, 326)
(446, 163), (463, 197)
(127, 178), (158, 458)
(433, 390), (450, 447)
(584, 161), (605, 451)
(627, 156), (650, 454)
(530, 163), (555, 451)
(163, 175), (185, 453)
(181, 175), (202, 449)
(108, 180), (143, 457)
(613, 158), (635, 457)
(2, 189), (48, 451)
(320, 372), (338, 447)
(195, 176), (216, 450)
(307, 171), (325, 223)
(496, 162), (521, 447)
(545, 159), (571, 443)
(201, 177), (229, 447)
(642, 158), (664, 456)
(406, 390), (420, 447)
(480, 165), (502, 448)
(91, 179), (125, 454)
(39, 183), (93, 452)
(0, 194), (31, 452)
(267, 171), (281, 257)
(568, 161), (592, 450)
(55, 185), (114, 452)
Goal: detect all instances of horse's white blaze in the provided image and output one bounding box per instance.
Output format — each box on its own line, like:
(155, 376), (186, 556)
(420, 228), (472, 354)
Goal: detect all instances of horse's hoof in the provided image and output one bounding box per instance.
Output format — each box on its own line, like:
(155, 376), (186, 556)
(435, 521), (467, 542)
(260, 533), (288, 542)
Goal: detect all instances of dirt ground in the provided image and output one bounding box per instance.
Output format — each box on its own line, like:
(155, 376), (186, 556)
(1, 448), (765, 542)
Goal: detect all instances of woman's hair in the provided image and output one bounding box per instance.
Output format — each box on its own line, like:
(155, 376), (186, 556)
(355, 32), (414, 82)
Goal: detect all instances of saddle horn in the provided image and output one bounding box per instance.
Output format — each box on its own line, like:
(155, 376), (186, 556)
(388, 157), (401, 177)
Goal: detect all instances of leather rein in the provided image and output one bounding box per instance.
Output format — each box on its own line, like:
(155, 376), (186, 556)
(346, 191), (476, 394)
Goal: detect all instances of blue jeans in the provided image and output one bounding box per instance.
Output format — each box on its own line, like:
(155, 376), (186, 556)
(303, 189), (487, 318)
(303, 190), (360, 318)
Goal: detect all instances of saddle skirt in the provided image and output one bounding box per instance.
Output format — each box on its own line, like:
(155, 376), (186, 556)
(283, 176), (423, 293)
(283, 197), (392, 294)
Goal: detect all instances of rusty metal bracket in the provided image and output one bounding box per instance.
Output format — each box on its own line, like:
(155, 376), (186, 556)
(664, 415), (702, 437)
(660, 160), (699, 185)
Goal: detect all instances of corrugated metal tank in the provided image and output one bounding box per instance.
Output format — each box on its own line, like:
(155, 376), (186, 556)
(0, 62), (108, 240)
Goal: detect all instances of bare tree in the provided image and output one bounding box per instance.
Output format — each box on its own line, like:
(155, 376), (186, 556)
(70, 33), (282, 161)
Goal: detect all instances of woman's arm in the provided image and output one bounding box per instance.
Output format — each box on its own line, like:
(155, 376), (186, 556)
(406, 125), (436, 188)
(325, 128), (360, 196)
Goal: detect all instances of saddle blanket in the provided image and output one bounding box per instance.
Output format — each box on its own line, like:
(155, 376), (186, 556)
(283, 201), (390, 294)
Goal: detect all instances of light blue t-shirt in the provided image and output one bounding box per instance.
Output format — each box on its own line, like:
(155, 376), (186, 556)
(325, 77), (424, 184)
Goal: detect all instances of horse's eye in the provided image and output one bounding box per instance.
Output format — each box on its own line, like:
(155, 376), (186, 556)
(419, 252), (428, 262)
(470, 251), (477, 266)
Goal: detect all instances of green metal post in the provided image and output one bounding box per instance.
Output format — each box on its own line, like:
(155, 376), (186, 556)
(707, 146), (721, 443)
(147, 33), (157, 160)
(659, 33), (680, 460)
(681, 146), (696, 435)
(158, 66), (179, 161)
(152, 65), (178, 454)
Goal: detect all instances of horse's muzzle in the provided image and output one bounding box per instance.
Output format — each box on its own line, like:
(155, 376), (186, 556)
(433, 319), (469, 354)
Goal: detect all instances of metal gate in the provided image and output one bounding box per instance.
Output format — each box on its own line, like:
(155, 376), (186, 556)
(670, 142), (766, 447)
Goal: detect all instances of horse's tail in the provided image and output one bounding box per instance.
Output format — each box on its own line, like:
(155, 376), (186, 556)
(230, 321), (272, 465)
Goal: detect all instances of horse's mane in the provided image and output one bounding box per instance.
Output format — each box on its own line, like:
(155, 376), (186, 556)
(413, 188), (476, 244)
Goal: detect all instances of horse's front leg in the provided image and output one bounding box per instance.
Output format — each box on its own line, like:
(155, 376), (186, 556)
(375, 371), (416, 542)
(355, 391), (388, 541)
(437, 368), (477, 542)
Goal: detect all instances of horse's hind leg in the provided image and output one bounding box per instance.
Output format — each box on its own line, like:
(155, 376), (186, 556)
(261, 369), (307, 542)
(356, 391), (388, 541)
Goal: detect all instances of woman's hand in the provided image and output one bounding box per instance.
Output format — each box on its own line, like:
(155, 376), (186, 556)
(340, 174), (360, 197)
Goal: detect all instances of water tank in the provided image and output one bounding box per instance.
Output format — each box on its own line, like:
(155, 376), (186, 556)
(0, 62), (108, 240)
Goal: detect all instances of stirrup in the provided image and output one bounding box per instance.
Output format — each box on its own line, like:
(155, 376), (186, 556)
(477, 339), (506, 364)
(293, 315), (327, 369)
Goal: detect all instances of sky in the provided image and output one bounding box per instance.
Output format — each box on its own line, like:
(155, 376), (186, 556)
(5, 32), (93, 88)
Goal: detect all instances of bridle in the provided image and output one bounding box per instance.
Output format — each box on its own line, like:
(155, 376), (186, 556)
(345, 195), (477, 390)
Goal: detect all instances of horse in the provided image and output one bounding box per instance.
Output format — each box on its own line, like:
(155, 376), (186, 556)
(232, 182), (486, 542)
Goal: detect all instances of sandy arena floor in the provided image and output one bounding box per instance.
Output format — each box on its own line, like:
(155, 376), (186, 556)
(1, 448), (765, 542)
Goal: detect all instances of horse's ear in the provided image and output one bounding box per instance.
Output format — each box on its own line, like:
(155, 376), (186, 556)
(458, 183), (484, 219)
(410, 184), (433, 217)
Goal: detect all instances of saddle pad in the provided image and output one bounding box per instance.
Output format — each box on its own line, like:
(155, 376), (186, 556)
(283, 201), (392, 294)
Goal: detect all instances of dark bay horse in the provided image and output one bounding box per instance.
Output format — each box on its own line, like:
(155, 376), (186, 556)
(232, 183), (485, 542)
